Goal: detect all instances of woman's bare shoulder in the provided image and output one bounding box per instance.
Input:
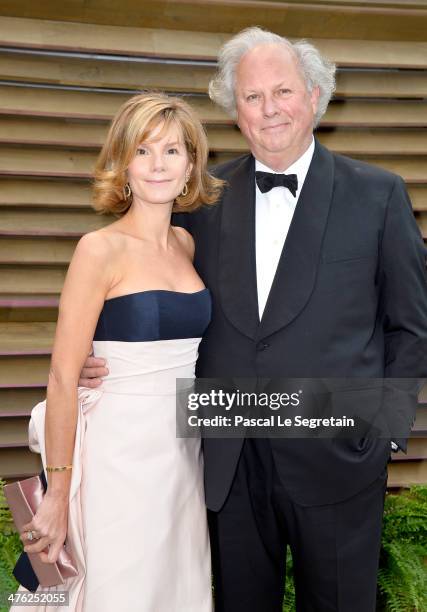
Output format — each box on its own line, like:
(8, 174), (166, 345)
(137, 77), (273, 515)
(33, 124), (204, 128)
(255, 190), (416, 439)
(77, 225), (128, 258)
(172, 225), (195, 258)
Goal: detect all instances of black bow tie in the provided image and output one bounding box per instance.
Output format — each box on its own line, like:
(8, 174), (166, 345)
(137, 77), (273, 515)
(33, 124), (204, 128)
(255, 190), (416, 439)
(255, 171), (298, 197)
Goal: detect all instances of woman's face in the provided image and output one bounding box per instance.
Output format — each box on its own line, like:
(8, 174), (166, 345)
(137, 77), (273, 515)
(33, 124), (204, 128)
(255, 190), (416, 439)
(127, 121), (192, 207)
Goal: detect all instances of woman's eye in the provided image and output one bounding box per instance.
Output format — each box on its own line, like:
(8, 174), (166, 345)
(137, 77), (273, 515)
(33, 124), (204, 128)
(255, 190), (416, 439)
(167, 148), (179, 154)
(136, 148), (148, 155)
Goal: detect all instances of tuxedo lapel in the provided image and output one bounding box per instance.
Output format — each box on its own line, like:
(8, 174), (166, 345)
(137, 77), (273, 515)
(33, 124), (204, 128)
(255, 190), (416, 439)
(256, 141), (335, 340)
(218, 154), (259, 339)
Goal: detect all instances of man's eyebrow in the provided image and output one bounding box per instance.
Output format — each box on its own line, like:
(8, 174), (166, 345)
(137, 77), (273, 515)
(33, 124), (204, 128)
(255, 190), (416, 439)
(241, 82), (291, 93)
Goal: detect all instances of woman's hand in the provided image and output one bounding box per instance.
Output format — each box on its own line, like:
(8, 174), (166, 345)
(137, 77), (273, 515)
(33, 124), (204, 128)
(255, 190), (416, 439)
(21, 491), (68, 564)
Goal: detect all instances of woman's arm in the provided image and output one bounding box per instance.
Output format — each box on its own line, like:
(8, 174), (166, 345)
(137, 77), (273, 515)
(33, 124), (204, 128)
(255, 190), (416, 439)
(22, 231), (116, 563)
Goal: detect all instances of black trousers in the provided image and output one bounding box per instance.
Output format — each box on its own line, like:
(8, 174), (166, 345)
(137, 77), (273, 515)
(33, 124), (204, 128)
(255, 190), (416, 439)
(208, 438), (387, 612)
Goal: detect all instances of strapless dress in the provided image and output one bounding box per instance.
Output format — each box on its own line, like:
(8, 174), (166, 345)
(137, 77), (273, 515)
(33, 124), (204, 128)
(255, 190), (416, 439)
(18, 289), (213, 612)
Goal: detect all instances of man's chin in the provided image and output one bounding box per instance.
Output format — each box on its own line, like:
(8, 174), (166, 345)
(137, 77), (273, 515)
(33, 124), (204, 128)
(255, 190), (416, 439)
(259, 141), (292, 157)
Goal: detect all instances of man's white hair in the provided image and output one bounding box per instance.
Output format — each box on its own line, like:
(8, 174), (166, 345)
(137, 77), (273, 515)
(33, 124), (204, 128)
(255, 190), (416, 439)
(209, 27), (336, 127)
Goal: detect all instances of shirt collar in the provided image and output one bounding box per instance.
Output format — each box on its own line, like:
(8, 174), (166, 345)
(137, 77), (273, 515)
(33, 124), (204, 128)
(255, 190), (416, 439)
(255, 136), (315, 198)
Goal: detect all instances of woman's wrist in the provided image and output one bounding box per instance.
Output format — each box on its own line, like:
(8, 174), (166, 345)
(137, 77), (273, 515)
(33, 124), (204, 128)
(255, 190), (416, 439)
(45, 474), (71, 501)
(45, 488), (69, 503)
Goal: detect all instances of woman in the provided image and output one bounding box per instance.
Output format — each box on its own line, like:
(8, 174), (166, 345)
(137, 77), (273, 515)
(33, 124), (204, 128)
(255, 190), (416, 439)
(17, 92), (223, 611)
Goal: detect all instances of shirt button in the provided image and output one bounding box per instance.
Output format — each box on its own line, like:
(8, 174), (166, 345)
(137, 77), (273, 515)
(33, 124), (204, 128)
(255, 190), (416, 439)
(256, 341), (270, 352)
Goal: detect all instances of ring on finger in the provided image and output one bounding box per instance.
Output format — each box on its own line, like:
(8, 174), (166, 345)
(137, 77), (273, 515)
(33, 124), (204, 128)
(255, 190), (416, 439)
(26, 530), (39, 541)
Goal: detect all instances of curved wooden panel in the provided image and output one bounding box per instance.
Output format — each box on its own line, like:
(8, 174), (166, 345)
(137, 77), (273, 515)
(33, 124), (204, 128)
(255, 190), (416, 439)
(0, 447), (42, 480)
(2, 86), (425, 129)
(0, 354), (50, 387)
(0, 1), (426, 41)
(0, 237), (77, 264)
(1, 17), (427, 68)
(0, 176), (424, 212)
(0, 321), (55, 355)
(0, 208), (111, 236)
(0, 266), (66, 295)
(0, 387), (45, 417)
(0, 146), (96, 178)
(387, 460), (427, 487)
(1, 51), (426, 98)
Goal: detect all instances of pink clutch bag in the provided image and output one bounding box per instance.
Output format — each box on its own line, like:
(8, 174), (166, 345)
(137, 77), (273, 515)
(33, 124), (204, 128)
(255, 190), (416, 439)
(4, 475), (78, 587)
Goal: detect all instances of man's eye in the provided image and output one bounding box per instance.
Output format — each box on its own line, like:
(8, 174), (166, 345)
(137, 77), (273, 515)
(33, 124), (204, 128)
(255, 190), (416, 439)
(247, 94), (259, 102)
(278, 88), (291, 95)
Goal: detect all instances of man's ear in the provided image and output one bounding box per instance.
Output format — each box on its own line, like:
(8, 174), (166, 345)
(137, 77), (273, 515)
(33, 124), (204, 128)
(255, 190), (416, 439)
(235, 108), (241, 130)
(311, 85), (320, 114)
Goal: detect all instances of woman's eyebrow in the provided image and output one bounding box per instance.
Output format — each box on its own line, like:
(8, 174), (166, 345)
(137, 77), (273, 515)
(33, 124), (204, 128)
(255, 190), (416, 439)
(138, 139), (182, 147)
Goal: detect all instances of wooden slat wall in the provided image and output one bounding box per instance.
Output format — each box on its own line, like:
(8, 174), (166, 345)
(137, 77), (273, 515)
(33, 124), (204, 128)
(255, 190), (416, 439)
(0, 10), (426, 487)
(0, 1), (427, 40)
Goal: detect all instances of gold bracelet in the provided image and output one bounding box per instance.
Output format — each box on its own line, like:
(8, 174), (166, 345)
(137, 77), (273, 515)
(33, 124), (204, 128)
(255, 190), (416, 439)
(45, 465), (73, 473)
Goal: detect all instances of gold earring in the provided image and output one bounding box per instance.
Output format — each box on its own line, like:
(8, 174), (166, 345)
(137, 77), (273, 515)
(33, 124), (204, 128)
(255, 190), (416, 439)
(123, 183), (132, 200)
(181, 182), (188, 197)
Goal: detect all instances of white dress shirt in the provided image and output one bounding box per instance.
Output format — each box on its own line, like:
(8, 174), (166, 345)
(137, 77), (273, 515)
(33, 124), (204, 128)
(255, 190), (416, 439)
(255, 137), (315, 319)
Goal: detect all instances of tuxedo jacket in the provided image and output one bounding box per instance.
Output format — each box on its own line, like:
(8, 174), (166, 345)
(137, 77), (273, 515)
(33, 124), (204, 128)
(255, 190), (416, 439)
(178, 139), (427, 510)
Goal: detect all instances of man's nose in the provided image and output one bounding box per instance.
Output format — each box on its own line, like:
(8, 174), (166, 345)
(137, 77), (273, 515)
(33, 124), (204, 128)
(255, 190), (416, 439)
(262, 96), (279, 118)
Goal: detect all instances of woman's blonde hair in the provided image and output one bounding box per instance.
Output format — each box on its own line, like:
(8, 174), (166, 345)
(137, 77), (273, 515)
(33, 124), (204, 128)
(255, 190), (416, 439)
(93, 92), (224, 215)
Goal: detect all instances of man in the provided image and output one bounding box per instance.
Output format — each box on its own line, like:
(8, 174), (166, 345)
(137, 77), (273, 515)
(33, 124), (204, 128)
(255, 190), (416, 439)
(80, 28), (427, 611)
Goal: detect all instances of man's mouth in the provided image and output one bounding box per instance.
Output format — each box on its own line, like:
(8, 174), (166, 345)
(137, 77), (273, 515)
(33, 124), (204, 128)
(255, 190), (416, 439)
(262, 123), (289, 131)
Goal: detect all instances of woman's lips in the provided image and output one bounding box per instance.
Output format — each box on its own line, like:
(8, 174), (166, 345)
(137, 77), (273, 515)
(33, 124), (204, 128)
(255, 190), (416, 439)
(144, 179), (172, 184)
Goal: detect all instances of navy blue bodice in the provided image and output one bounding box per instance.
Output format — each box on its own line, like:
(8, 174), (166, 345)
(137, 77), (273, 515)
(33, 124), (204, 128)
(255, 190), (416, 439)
(93, 289), (211, 342)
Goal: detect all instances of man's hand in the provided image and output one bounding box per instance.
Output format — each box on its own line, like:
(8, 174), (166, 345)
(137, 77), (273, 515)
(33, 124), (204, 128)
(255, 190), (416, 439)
(78, 354), (108, 387)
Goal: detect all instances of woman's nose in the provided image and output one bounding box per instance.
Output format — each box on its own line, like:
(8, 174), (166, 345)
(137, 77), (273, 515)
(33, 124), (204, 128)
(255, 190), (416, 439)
(150, 153), (166, 172)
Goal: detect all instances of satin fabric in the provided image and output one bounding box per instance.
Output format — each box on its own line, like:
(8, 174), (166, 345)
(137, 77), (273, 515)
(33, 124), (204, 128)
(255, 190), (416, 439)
(12, 290), (213, 611)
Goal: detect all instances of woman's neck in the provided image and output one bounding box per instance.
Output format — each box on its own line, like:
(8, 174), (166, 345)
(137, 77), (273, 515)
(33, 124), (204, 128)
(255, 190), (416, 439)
(118, 199), (174, 248)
